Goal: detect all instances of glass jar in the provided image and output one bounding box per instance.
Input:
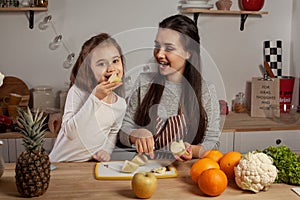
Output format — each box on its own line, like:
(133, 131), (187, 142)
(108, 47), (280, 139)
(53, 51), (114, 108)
(234, 92), (246, 113)
(32, 86), (55, 112)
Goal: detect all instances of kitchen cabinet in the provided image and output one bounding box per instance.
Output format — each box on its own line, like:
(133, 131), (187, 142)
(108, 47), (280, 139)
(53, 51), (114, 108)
(180, 8), (268, 31)
(0, 132), (55, 163)
(0, 7), (48, 29)
(219, 131), (234, 153)
(234, 130), (300, 154)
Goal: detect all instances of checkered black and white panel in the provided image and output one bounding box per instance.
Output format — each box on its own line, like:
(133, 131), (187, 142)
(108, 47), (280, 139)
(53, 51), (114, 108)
(264, 40), (282, 77)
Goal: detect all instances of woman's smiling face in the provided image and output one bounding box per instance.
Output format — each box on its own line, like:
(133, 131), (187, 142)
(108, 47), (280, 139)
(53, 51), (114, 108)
(153, 28), (190, 82)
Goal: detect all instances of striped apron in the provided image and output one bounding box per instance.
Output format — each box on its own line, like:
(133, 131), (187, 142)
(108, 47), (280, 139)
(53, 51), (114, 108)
(153, 108), (188, 151)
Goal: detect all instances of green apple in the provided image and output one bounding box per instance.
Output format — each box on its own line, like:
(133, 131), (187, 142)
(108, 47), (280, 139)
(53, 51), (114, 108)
(121, 160), (139, 173)
(131, 172), (157, 199)
(170, 140), (188, 157)
(108, 73), (121, 83)
(131, 154), (148, 166)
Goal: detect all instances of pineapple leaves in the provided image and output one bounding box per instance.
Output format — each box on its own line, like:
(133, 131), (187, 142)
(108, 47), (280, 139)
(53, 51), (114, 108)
(16, 107), (47, 151)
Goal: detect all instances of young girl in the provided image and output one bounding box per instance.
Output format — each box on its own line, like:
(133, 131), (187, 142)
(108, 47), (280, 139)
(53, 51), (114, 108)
(119, 15), (221, 161)
(49, 33), (126, 162)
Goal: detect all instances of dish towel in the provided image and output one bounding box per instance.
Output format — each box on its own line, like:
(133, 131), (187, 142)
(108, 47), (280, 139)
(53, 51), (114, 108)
(264, 40), (282, 78)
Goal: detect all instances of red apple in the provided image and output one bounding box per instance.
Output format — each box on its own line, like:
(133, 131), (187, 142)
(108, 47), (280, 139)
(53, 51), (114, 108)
(131, 172), (157, 199)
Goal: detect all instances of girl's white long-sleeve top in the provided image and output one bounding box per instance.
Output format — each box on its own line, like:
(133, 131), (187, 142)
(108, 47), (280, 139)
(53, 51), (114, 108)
(49, 85), (126, 162)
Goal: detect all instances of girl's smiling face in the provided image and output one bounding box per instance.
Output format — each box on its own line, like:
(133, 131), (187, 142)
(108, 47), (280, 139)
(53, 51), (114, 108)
(153, 28), (190, 82)
(90, 43), (123, 83)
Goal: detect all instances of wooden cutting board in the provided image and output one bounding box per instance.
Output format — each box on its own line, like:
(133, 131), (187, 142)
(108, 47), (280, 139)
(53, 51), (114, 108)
(0, 76), (30, 98)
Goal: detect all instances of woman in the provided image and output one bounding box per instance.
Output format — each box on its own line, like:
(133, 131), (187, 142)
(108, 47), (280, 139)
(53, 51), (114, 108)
(49, 33), (126, 162)
(119, 14), (221, 161)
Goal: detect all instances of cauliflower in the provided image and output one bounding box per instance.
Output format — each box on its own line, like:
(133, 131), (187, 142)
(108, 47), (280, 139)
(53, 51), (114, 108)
(234, 151), (278, 193)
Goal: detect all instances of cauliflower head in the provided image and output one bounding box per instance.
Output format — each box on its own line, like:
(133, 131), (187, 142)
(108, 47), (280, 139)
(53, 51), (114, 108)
(234, 151), (278, 193)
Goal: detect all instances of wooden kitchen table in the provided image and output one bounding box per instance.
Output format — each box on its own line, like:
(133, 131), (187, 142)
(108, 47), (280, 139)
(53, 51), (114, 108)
(0, 161), (299, 200)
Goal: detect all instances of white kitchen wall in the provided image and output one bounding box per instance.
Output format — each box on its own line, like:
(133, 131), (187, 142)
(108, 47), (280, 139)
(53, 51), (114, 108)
(0, 0), (295, 109)
(291, 0), (300, 106)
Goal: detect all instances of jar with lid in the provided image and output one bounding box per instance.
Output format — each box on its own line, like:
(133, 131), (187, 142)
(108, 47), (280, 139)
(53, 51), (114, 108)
(32, 86), (55, 112)
(36, 0), (48, 7)
(234, 92), (246, 113)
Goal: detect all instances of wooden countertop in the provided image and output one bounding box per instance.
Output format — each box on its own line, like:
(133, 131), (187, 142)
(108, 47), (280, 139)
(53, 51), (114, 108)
(0, 161), (298, 199)
(222, 112), (300, 132)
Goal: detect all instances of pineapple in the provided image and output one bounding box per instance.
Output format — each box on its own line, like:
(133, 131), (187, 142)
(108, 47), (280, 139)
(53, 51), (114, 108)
(15, 107), (51, 197)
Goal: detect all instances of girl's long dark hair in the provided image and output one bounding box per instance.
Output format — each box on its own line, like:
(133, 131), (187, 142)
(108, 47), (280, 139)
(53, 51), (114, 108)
(134, 14), (207, 145)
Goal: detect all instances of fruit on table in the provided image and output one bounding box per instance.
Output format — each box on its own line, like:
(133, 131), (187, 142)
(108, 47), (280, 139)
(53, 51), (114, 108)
(131, 172), (157, 199)
(198, 168), (228, 197)
(203, 149), (224, 163)
(170, 140), (188, 157)
(108, 73), (121, 83)
(15, 107), (50, 197)
(131, 154), (148, 166)
(234, 151), (277, 193)
(219, 151), (242, 180)
(121, 160), (139, 173)
(190, 158), (220, 183)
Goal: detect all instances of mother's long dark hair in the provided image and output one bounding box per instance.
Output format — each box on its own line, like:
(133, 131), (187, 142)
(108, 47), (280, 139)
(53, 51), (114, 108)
(134, 14), (208, 145)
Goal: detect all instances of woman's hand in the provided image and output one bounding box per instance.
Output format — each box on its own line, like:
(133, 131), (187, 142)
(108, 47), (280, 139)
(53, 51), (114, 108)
(130, 128), (155, 159)
(174, 142), (193, 162)
(92, 150), (111, 162)
(94, 81), (122, 100)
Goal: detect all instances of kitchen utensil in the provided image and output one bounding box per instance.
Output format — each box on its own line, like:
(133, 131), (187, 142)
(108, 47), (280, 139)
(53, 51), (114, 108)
(0, 76), (30, 98)
(264, 61), (275, 78)
(3, 93), (22, 106)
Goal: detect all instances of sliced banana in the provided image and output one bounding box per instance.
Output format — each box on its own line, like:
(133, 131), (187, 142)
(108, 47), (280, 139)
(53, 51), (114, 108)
(121, 160), (139, 173)
(131, 154), (148, 166)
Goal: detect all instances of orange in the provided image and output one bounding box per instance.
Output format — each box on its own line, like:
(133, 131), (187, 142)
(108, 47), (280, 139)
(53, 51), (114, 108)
(219, 151), (242, 180)
(190, 158), (220, 183)
(203, 149), (223, 163)
(198, 168), (228, 197)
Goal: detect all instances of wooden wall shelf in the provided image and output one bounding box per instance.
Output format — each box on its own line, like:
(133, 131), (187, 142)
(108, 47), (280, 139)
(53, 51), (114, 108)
(0, 7), (48, 29)
(180, 9), (269, 31)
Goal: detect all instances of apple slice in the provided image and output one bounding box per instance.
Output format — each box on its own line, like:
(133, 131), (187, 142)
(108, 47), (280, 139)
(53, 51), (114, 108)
(131, 154), (148, 166)
(108, 73), (121, 83)
(170, 140), (188, 157)
(121, 160), (139, 173)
